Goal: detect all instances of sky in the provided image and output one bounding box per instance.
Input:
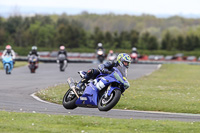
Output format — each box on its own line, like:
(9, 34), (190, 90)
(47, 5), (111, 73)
(1, 0), (200, 18)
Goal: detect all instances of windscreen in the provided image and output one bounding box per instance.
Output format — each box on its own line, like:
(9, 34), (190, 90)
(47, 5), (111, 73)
(116, 65), (128, 78)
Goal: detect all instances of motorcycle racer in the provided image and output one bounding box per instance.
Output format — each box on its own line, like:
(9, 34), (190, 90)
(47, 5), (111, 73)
(28, 46), (39, 72)
(57, 46), (67, 63)
(28, 46), (39, 57)
(131, 47), (138, 54)
(1, 45), (16, 64)
(76, 53), (131, 91)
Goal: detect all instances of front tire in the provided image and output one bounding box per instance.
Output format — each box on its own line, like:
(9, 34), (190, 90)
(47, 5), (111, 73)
(31, 68), (35, 73)
(62, 89), (78, 109)
(98, 89), (121, 111)
(6, 66), (9, 74)
(60, 63), (64, 71)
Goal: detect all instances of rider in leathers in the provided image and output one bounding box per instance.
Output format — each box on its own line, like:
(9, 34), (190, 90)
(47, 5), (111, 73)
(27, 46), (39, 69)
(76, 53), (131, 91)
(57, 45), (67, 64)
(28, 46), (39, 57)
(1, 45), (16, 64)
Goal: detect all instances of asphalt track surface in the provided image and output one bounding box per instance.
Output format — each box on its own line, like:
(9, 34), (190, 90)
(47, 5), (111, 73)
(0, 63), (200, 122)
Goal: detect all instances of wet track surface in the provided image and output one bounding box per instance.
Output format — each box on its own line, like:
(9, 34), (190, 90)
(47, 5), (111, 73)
(0, 63), (200, 122)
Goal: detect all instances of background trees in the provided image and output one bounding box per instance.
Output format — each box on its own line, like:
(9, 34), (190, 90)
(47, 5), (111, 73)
(1, 13), (200, 54)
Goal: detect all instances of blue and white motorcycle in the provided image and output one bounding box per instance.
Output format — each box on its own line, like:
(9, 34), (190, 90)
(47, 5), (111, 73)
(2, 56), (14, 74)
(62, 66), (129, 111)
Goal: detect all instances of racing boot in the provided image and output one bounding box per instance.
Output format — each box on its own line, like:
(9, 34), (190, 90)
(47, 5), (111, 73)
(76, 78), (88, 93)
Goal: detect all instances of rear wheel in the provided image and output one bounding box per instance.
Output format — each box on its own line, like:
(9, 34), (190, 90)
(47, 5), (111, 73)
(62, 89), (78, 109)
(98, 89), (121, 111)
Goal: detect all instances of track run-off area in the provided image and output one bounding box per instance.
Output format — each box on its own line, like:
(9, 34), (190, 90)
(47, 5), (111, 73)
(0, 63), (200, 122)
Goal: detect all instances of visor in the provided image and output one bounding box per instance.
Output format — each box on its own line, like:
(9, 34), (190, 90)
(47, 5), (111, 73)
(123, 61), (130, 68)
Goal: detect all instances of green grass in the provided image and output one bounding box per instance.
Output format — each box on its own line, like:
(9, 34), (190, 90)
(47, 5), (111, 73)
(2, 64), (200, 132)
(0, 111), (200, 132)
(0, 61), (28, 69)
(118, 64), (200, 114)
(36, 64), (200, 114)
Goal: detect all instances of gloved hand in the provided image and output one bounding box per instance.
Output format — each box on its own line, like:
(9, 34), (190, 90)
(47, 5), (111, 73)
(98, 64), (112, 74)
(101, 68), (112, 74)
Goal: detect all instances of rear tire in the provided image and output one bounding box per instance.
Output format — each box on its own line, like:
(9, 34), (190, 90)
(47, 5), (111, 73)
(98, 89), (121, 111)
(62, 89), (78, 109)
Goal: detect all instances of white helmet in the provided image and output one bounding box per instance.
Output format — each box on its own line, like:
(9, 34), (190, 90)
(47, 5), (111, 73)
(98, 43), (102, 47)
(132, 47), (137, 51)
(32, 46), (37, 50)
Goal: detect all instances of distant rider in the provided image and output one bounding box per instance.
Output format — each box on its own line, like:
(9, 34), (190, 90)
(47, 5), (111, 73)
(107, 50), (117, 61)
(131, 47), (138, 54)
(28, 46), (39, 57)
(96, 43), (105, 53)
(28, 46), (39, 68)
(57, 45), (67, 63)
(1, 45), (16, 64)
(76, 53), (131, 91)
(108, 50), (114, 56)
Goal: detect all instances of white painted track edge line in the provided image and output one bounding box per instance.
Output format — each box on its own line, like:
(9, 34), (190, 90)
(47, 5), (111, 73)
(30, 93), (58, 105)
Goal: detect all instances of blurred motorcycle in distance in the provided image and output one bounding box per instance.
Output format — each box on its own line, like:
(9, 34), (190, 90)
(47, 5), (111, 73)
(28, 55), (39, 73)
(97, 49), (105, 63)
(57, 54), (68, 72)
(2, 55), (13, 74)
(131, 52), (138, 63)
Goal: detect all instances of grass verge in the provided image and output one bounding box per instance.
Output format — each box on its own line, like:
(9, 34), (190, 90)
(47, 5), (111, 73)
(0, 111), (200, 132)
(36, 64), (200, 114)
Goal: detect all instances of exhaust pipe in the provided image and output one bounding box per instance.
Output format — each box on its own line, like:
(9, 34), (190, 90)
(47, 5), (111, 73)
(67, 78), (79, 98)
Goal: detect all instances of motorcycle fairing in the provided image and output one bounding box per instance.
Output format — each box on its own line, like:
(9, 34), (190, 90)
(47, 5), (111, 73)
(98, 67), (128, 96)
(75, 82), (99, 107)
(75, 67), (127, 107)
(3, 56), (13, 72)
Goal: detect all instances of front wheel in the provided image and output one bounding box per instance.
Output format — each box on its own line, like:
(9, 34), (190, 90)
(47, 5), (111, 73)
(29, 64), (36, 73)
(62, 89), (78, 109)
(60, 63), (65, 71)
(6, 66), (9, 74)
(98, 89), (121, 111)
(30, 68), (35, 73)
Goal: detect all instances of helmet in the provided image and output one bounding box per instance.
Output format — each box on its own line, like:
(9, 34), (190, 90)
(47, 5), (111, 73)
(60, 46), (65, 50)
(132, 47), (137, 51)
(109, 50), (113, 54)
(32, 46), (37, 50)
(117, 53), (131, 68)
(6, 45), (12, 50)
(98, 43), (102, 47)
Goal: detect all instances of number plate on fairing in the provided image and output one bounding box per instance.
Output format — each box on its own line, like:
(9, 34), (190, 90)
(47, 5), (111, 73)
(80, 97), (87, 101)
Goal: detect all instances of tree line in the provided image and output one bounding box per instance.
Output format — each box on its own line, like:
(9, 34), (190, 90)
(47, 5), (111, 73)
(1, 14), (200, 51)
